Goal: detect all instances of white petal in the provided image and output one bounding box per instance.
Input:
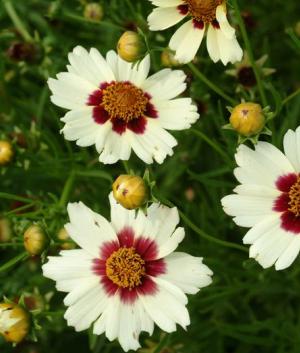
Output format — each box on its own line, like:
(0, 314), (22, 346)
(169, 20), (205, 64)
(157, 227), (185, 258)
(283, 127), (300, 172)
(143, 68), (187, 101)
(148, 6), (186, 31)
(130, 55), (151, 87)
(215, 5), (235, 39)
(275, 236), (300, 270)
(206, 24), (220, 63)
(243, 215), (280, 244)
(215, 27), (243, 65)
(154, 97), (199, 130)
(99, 130), (131, 164)
(109, 192), (136, 233)
(66, 202), (117, 257)
(150, 0), (184, 7)
(161, 252), (213, 294)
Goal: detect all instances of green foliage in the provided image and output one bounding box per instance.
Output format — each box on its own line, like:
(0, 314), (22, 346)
(0, 0), (300, 352)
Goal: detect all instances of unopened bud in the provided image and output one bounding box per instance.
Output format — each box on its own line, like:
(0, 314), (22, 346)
(112, 175), (148, 210)
(0, 141), (13, 165)
(83, 3), (103, 21)
(117, 31), (145, 62)
(57, 227), (76, 250)
(161, 49), (180, 67)
(230, 102), (265, 137)
(24, 225), (48, 256)
(0, 303), (30, 343)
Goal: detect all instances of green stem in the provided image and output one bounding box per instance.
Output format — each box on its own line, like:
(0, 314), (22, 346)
(2, 0), (33, 42)
(282, 87), (300, 106)
(122, 161), (131, 174)
(0, 252), (29, 273)
(0, 193), (34, 203)
(0, 243), (23, 247)
(162, 198), (248, 253)
(153, 334), (171, 353)
(188, 63), (237, 105)
(59, 171), (76, 208)
(191, 129), (233, 165)
(232, 0), (267, 106)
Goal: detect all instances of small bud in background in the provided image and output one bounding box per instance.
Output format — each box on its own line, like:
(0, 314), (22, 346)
(6, 42), (37, 63)
(0, 140), (13, 166)
(117, 31), (145, 62)
(0, 303), (30, 344)
(112, 175), (148, 210)
(230, 102), (265, 137)
(57, 227), (76, 250)
(24, 225), (48, 256)
(83, 3), (104, 21)
(0, 218), (12, 242)
(161, 49), (180, 67)
(185, 187), (195, 202)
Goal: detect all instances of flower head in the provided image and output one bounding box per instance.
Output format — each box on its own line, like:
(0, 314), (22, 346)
(0, 303), (30, 343)
(24, 224), (48, 256)
(42, 194), (213, 351)
(0, 140), (13, 165)
(117, 31), (145, 62)
(147, 0), (243, 64)
(222, 126), (300, 270)
(48, 46), (199, 164)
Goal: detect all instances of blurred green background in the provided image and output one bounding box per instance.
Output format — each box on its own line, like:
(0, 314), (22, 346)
(0, 0), (300, 352)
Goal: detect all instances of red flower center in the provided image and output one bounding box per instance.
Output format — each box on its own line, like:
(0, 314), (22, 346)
(87, 81), (158, 135)
(178, 0), (223, 24)
(274, 173), (300, 234)
(92, 227), (166, 303)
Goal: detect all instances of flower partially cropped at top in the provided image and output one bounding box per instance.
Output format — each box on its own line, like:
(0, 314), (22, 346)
(48, 46), (199, 164)
(42, 194), (213, 351)
(147, 0), (243, 64)
(222, 126), (300, 270)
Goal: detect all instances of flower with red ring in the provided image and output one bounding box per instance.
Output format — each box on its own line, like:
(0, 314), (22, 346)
(42, 193), (213, 352)
(222, 126), (300, 271)
(48, 46), (199, 164)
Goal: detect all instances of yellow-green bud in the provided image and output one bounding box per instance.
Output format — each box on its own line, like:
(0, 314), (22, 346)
(161, 49), (180, 67)
(24, 225), (48, 256)
(83, 3), (104, 21)
(0, 140), (13, 165)
(117, 31), (144, 62)
(0, 303), (30, 344)
(230, 102), (265, 137)
(57, 227), (76, 250)
(112, 175), (148, 210)
(0, 218), (12, 242)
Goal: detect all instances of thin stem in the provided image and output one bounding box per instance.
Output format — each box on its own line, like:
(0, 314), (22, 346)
(191, 129), (233, 166)
(153, 334), (171, 353)
(122, 161), (131, 174)
(282, 87), (300, 106)
(0, 252), (29, 273)
(59, 171), (76, 208)
(188, 63), (237, 106)
(2, 0), (33, 42)
(162, 198), (248, 253)
(232, 0), (267, 106)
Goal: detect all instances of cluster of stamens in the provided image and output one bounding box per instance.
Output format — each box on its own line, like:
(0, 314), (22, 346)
(183, 0), (223, 23)
(101, 82), (148, 122)
(106, 247), (146, 289)
(288, 176), (300, 217)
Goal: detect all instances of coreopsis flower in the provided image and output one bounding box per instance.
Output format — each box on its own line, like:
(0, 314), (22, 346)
(0, 303), (30, 343)
(42, 194), (213, 351)
(48, 46), (199, 164)
(222, 126), (300, 270)
(147, 0), (243, 64)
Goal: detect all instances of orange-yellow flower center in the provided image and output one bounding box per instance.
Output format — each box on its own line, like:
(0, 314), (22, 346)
(106, 247), (146, 289)
(184, 0), (223, 22)
(102, 82), (148, 122)
(289, 176), (300, 216)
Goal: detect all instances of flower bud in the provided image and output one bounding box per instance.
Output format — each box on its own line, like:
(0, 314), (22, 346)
(0, 218), (12, 243)
(0, 140), (13, 165)
(161, 49), (180, 67)
(57, 227), (76, 250)
(230, 102), (265, 137)
(24, 225), (48, 256)
(0, 303), (30, 343)
(83, 3), (103, 21)
(117, 31), (145, 62)
(112, 175), (148, 210)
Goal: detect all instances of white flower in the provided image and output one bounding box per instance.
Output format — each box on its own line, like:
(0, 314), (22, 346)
(222, 127), (300, 271)
(42, 194), (213, 352)
(48, 46), (199, 164)
(147, 0), (243, 64)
